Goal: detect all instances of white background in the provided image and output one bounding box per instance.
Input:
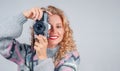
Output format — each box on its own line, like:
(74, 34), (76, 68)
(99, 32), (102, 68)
(0, 0), (120, 71)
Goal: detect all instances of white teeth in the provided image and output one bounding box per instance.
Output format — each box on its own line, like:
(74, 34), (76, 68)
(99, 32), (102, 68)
(50, 36), (57, 39)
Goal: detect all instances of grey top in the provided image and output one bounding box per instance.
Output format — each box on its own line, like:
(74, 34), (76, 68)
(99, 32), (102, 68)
(0, 13), (80, 71)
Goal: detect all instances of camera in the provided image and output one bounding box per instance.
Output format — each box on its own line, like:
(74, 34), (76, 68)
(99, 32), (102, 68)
(33, 11), (50, 37)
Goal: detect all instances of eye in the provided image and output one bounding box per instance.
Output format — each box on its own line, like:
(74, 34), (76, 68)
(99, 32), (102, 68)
(56, 25), (62, 28)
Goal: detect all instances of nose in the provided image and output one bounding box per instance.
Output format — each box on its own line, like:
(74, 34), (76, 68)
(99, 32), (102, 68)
(52, 27), (57, 33)
(49, 26), (57, 33)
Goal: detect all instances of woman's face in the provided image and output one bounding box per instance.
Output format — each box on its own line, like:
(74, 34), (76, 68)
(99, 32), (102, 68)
(48, 15), (64, 48)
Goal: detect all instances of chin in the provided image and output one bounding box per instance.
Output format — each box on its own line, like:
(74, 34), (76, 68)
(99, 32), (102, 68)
(48, 41), (58, 46)
(48, 38), (62, 46)
(48, 40), (60, 46)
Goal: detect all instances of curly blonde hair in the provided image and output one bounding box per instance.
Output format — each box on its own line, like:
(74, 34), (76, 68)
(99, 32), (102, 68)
(46, 5), (77, 62)
(31, 5), (77, 65)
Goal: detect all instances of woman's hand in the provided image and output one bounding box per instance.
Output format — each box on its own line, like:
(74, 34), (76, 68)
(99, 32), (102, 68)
(34, 35), (48, 60)
(23, 7), (43, 21)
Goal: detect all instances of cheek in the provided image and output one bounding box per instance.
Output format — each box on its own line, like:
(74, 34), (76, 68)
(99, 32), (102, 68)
(59, 29), (64, 38)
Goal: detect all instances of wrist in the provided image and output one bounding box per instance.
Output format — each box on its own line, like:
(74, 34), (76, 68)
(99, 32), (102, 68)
(36, 52), (48, 60)
(38, 55), (48, 60)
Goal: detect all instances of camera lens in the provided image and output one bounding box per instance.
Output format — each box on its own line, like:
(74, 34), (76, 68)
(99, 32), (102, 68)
(33, 21), (46, 35)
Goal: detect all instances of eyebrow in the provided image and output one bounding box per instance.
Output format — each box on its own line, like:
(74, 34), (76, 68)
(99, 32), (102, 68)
(56, 23), (62, 25)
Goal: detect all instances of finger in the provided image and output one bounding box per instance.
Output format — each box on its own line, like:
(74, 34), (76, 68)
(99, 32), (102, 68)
(34, 41), (40, 46)
(34, 8), (40, 20)
(36, 35), (47, 45)
(46, 11), (52, 16)
(34, 46), (38, 50)
(31, 9), (36, 20)
(33, 10), (38, 20)
(34, 35), (40, 43)
(39, 35), (47, 43)
(38, 8), (43, 20)
(35, 35), (43, 42)
(38, 35), (46, 43)
(34, 46), (41, 53)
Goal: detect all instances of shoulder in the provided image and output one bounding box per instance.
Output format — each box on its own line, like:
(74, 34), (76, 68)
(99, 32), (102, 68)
(64, 50), (80, 62)
(56, 50), (80, 67)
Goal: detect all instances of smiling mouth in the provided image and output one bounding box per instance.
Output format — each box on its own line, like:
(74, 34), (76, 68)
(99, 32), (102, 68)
(49, 36), (58, 40)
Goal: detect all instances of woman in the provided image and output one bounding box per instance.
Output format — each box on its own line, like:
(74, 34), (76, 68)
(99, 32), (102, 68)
(0, 5), (80, 71)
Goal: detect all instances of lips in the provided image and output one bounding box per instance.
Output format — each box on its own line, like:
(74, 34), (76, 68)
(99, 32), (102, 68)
(48, 36), (58, 40)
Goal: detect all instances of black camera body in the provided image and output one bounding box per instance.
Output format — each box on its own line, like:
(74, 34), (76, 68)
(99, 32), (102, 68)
(33, 11), (50, 37)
